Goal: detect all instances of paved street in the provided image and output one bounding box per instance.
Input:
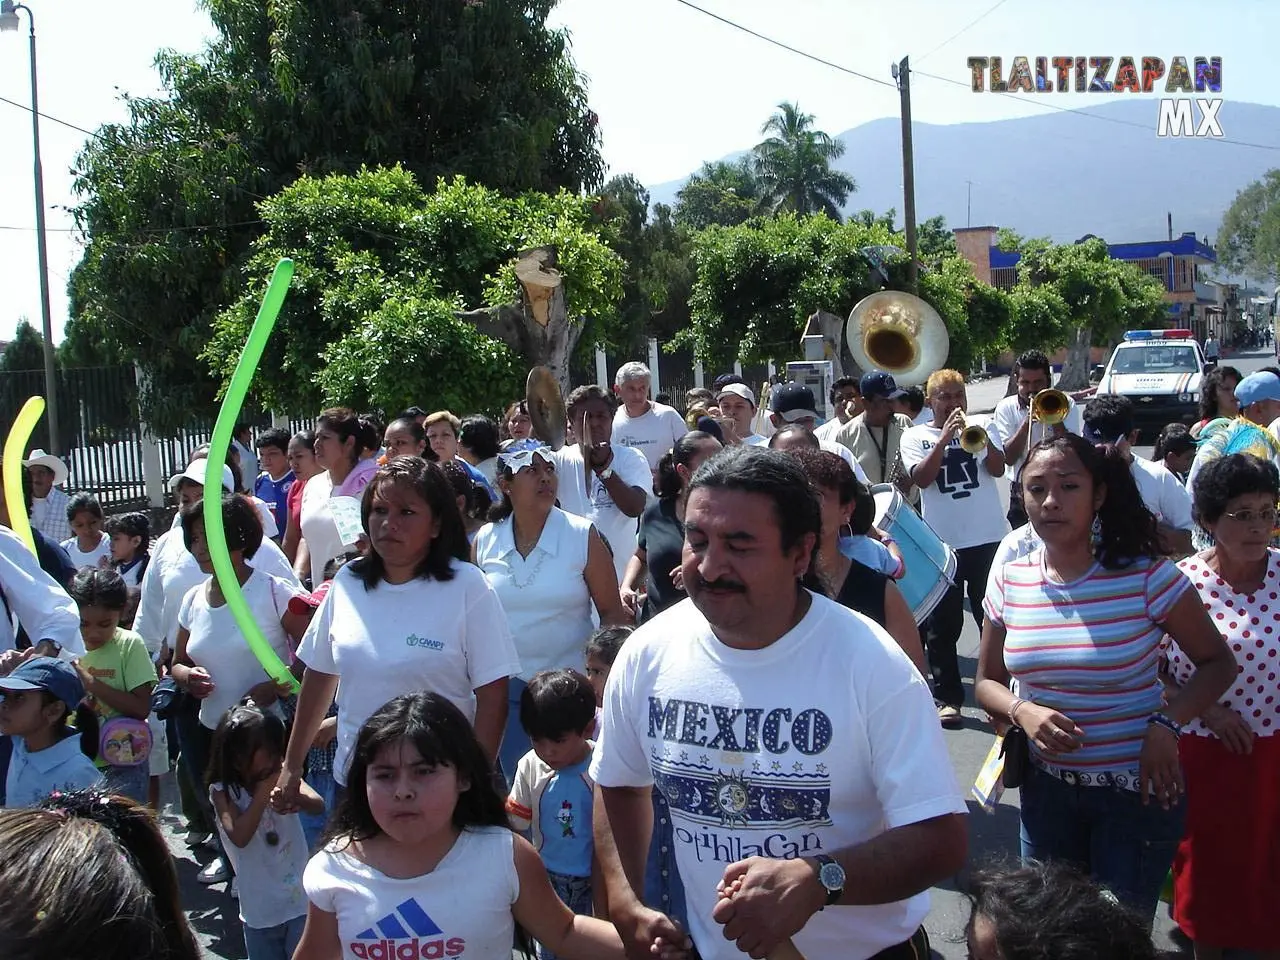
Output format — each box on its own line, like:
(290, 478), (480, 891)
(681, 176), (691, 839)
(165, 348), (1276, 959)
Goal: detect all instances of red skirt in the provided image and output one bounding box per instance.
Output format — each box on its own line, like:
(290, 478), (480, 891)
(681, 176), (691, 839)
(1173, 732), (1280, 949)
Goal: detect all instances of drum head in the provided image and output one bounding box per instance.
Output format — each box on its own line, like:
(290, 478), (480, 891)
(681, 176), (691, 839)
(871, 483), (902, 526)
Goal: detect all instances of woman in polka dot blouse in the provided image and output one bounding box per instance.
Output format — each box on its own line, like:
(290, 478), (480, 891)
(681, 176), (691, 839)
(1167, 452), (1280, 959)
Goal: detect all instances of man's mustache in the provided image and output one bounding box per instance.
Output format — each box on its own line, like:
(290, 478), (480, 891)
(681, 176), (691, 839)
(693, 575), (746, 593)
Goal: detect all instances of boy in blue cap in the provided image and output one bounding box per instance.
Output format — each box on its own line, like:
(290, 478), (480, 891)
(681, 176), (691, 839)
(0, 657), (101, 807)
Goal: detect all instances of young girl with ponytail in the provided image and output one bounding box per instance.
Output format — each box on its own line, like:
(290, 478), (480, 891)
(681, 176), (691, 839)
(975, 434), (1236, 923)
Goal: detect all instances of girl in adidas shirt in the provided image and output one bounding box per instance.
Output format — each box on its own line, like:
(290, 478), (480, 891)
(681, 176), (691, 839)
(295, 692), (690, 960)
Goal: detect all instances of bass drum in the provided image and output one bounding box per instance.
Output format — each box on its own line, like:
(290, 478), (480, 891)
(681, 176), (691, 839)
(871, 484), (956, 624)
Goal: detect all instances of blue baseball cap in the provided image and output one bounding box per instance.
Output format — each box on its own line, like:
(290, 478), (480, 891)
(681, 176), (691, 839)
(859, 370), (907, 401)
(1235, 372), (1280, 408)
(0, 657), (85, 712)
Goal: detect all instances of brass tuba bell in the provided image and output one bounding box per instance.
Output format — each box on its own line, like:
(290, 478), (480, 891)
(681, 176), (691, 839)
(1031, 388), (1070, 426)
(845, 290), (949, 386)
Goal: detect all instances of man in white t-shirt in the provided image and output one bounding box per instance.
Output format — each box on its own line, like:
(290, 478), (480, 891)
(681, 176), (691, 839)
(989, 351), (1082, 528)
(715, 383), (767, 446)
(591, 445), (967, 960)
(1080, 395), (1193, 557)
(899, 369), (1009, 728)
(611, 361), (688, 474)
(812, 377), (862, 443)
(551, 385), (649, 583)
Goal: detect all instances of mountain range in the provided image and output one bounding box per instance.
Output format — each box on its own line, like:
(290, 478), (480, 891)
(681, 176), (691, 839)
(647, 99), (1280, 256)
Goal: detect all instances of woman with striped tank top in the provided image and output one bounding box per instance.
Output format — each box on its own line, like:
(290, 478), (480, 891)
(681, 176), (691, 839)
(976, 434), (1236, 924)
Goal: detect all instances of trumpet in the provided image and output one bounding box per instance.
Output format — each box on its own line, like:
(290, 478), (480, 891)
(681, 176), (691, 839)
(958, 414), (989, 455)
(1031, 388), (1070, 426)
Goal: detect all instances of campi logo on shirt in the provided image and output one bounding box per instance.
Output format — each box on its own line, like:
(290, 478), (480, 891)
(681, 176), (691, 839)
(350, 898), (464, 958)
(405, 634), (445, 651)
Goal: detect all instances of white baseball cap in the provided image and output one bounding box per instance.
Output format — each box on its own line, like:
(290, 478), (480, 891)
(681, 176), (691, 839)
(716, 383), (757, 408)
(169, 461), (234, 493)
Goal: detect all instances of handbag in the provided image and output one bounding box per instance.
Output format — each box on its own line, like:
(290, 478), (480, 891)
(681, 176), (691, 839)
(99, 716), (153, 767)
(1000, 725), (1031, 789)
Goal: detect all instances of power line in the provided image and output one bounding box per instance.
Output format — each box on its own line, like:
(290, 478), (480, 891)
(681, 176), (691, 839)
(915, 0), (1013, 65)
(912, 67), (1280, 152)
(0, 94), (101, 139)
(669, 0), (896, 89)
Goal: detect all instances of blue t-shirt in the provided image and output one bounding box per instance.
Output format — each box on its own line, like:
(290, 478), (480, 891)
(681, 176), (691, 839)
(506, 749), (594, 878)
(254, 470), (295, 539)
(4, 734), (102, 808)
(839, 534), (902, 578)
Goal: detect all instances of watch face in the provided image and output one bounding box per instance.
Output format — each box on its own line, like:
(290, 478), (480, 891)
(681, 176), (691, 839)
(819, 860), (845, 891)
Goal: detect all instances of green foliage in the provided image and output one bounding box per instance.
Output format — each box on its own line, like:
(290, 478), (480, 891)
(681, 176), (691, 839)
(679, 213), (994, 370)
(318, 297), (522, 419)
(675, 159), (761, 231)
(752, 102), (856, 220)
(1217, 170), (1280, 282)
(67, 0), (604, 426)
(918, 215), (959, 264)
(0, 320), (47, 374)
(204, 169), (623, 415)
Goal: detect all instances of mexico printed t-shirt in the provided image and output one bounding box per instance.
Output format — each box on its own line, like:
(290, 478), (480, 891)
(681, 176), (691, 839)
(590, 594), (966, 960)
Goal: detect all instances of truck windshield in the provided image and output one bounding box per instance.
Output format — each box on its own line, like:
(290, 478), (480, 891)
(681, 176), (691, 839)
(1111, 345), (1199, 374)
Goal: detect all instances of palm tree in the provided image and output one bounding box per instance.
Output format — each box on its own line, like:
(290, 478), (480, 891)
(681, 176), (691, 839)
(752, 102), (856, 220)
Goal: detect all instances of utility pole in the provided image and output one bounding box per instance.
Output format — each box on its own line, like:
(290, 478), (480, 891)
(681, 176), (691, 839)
(895, 55), (918, 295)
(966, 180), (973, 228)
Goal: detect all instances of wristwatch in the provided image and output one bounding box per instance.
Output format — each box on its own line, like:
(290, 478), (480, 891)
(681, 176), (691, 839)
(812, 854), (845, 909)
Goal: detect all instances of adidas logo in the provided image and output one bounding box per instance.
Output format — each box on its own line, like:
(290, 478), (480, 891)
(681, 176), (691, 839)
(350, 899), (465, 959)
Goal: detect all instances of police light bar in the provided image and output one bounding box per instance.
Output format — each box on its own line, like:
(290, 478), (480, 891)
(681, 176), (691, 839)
(1123, 329), (1194, 341)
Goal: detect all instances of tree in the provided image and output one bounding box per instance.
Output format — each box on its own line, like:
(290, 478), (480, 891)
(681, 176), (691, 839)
(674, 159), (761, 230)
(1005, 236), (1168, 389)
(752, 102), (856, 220)
(66, 0), (604, 428)
(202, 169), (623, 415)
(1218, 170), (1280, 283)
(0, 320), (47, 373)
(917, 215), (960, 264)
(678, 214), (1003, 375)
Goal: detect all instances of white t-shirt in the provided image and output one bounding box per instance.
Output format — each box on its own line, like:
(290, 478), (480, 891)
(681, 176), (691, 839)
(133, 525), (298, 659)
(178, 570), (303, 729)
(473, 508), (596, 681)
(1130, 456), (1192, 530)
(295, 561), (519, 784)
(590, 594), (966, 960)
(551, 444), (651, 583)
(303, 826), (517, 960)
(812, 417), (845, 442)
(0, 527), (80, 656)
(211, 782), (309, 929)
(613, 402), (689, 472)
(819, 439), (869, 483)
(899, 421), (1009, 550)
(986, 523), (1044, 597)
(300, 471), (356, 587)
(61, 532), (111, 570)
(990, 393), (1082, 482)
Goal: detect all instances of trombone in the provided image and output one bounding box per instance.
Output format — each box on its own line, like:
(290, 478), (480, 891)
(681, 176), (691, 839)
(1031, 388), (1071, 426)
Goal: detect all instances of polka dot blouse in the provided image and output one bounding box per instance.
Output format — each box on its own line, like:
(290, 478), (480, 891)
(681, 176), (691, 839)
(1169, 550), (1280, 738)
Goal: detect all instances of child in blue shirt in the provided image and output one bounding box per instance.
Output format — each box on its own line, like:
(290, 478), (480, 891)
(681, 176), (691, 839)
(0, 657), (102, 807)
(505, 669), (597, 960)
(253, 428), (295, 543)
(839, 478), (906, 579)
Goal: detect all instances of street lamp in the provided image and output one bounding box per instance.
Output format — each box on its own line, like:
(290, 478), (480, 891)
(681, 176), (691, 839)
(1, 0), (60, 454)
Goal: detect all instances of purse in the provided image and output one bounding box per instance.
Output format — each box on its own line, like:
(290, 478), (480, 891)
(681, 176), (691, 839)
(99, 716), (153, 767)
(1000, 725), (1031, 789)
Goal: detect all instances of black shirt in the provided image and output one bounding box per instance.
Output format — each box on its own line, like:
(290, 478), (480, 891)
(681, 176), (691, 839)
(638, 497), (687, 622)
(834, 559), (888, 627)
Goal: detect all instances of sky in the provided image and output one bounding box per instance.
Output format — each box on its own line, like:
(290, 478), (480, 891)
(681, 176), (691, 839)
(0, 0), (1276, 344)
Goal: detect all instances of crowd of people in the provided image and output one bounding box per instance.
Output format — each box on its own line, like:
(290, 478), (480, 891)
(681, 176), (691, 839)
(0, 353), (1276, 960)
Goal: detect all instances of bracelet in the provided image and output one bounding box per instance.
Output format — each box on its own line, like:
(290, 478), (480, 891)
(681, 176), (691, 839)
(881, 536), (896, 546)
(1148, 712), (1182, 738)
(1008, 698), (1028, 727)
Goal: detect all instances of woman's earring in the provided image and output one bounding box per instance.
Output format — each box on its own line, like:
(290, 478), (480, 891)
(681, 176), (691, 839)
(1090, 513), (1102, 549)
(840, 523), (855, 540)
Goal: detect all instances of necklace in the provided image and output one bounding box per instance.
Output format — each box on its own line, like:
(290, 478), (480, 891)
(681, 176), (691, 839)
(508, 548), (548, 590)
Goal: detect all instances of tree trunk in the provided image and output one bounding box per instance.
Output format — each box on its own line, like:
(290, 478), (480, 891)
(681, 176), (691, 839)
(455, 245), (577, 395)
(1057, 325), (1093, 391)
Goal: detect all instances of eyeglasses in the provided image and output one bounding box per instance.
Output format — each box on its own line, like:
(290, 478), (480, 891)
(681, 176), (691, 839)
(1221, 507), (1279, 526)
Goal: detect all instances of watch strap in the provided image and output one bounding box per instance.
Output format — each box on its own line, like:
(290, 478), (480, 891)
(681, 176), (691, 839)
(814, 854), (843, 907)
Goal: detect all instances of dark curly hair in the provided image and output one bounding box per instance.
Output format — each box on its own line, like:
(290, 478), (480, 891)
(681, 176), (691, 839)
(1191, 452), (1280, 528)
(180, 493), (264, 560)
(655, 431), (719, 500)
(68, 567), (130, 612)
(1198, 364), (1242, 423)
(565, 384), (616, 417)
(966, 860), (1157, 960)
(350, 457), (468, 588)
(1023, 434), (1161, 568)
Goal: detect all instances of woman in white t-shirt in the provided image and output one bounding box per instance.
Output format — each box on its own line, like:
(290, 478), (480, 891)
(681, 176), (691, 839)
(276, 457), (520, 805)
(297, 409), (376, 588)
(170, 492), (309, 884)
(472, 445), (628, 782)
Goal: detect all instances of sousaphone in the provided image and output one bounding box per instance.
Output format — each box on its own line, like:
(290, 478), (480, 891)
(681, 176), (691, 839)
(525, 366), (567, 450)
(845, 290), (949, 386)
